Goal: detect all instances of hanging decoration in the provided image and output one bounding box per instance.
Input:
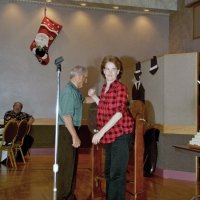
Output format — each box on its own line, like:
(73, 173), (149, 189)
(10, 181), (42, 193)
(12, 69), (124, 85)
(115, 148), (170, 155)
(132, 79), (145, 101)
(132, 56), (159, 100)
(30, 8), (62, 65)
(149, 56), (158, 75)
(134, 62), (142, 81)
(132, 61), (145, 101)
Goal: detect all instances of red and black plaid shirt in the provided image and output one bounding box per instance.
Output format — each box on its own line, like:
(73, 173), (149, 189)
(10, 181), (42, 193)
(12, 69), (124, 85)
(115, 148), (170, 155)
(97, 80), (134, 144)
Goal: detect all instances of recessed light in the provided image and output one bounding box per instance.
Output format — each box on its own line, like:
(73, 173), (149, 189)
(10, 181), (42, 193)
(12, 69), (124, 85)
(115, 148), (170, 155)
(80, 3), (87, 7)
(113, 6), (119, 10)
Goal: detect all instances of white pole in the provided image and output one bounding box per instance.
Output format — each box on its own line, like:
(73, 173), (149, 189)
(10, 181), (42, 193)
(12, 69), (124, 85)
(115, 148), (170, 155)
(53, 57), (64, 200)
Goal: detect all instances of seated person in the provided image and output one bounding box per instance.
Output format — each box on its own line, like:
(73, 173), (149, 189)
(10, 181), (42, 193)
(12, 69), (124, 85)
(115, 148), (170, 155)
(4, 101), (34, 125)
(1, 101), (34, 163)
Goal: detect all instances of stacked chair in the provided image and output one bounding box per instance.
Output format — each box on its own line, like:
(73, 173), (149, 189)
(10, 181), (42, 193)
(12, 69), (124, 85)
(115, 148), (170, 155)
(13, 119), (29, 164)
(0, 119), (18, 168)
(0, 119), (29, 168)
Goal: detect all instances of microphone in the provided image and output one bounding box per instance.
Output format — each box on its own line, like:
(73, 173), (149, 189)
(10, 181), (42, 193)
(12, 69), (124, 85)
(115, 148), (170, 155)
(55, 56), (64, 66)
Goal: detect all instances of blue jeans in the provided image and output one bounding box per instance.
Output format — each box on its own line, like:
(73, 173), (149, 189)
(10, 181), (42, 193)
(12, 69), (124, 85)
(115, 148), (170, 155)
(104, 133), (133, 200)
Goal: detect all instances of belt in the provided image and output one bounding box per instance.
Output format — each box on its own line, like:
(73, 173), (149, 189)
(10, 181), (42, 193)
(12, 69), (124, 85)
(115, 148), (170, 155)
(74, 126), (80, 131)
(59, 125), (80, 130)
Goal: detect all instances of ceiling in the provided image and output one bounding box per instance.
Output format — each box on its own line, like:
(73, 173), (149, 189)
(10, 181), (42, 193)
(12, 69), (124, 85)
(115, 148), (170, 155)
(12, 0), (179, 15)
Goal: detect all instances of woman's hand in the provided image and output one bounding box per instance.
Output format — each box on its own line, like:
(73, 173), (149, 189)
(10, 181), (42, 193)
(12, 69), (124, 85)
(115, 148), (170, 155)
(88, 88), (100, 105)
(92, 131), (103, 145)
(88, 88), (96, 97)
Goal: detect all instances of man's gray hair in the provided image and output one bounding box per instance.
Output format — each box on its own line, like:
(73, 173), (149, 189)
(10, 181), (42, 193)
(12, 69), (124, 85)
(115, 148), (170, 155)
(70, 65), (88, 79)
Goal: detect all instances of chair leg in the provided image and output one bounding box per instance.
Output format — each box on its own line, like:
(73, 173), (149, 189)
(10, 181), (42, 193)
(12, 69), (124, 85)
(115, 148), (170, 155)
(7, 151), (14, 168)
(19, 148), (26, 164)
(10, 149), (17, 168)
(27, 149), (31, 156)
(7, 152), (13, 167)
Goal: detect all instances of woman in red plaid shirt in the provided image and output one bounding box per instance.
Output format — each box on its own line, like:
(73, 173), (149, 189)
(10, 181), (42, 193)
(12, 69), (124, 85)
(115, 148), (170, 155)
(88, 55), (134, 200)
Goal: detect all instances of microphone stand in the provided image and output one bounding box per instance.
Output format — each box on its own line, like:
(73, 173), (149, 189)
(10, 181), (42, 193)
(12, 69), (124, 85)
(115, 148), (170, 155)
(53, 57), (64, 200)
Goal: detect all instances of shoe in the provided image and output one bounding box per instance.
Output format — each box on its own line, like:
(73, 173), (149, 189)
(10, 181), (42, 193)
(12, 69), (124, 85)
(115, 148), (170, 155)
(0, 159), (7, 166)
(16, 153), (24, 162)
(66, 194), (77, 200)
(16, 157), (23, 162)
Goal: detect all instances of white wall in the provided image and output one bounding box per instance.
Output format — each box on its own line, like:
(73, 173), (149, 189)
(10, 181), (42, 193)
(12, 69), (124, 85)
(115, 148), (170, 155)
(141, 53), (198, 133)
(0, 2), (169, 120)
(140, 56), (165, 124)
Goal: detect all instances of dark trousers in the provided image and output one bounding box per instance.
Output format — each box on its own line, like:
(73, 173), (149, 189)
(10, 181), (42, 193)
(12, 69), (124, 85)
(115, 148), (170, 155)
(57, 126), (79, 200)
(16, 134), (34, 160)
(104, 133), (133, 200)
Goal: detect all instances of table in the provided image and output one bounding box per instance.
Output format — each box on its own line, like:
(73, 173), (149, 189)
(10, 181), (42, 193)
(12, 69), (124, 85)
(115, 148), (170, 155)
(174, 144), (200, 200)
(174, 144), (200, 180)
(174, 144), (200, 153)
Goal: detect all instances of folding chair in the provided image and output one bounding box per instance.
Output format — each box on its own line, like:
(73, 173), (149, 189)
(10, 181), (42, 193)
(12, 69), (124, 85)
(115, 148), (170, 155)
(26, 124), (32, 157)
(0, 119), (18, 168)
(14, 119), (29, 164)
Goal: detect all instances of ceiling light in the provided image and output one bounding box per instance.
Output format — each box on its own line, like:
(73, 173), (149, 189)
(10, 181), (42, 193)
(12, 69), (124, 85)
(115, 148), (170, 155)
(46, 0), (52, 2)
(144, 9), (150, 12)
(113, 6), (119, 10)
(80, 3), (87, 7)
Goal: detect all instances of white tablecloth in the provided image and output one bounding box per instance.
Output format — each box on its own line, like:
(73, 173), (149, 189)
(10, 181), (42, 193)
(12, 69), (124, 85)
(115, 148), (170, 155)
(0, 128), (7, 162)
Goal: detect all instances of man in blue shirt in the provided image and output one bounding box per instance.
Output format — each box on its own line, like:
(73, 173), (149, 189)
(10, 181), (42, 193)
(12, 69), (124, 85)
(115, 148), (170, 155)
(57, 65), (93, 200)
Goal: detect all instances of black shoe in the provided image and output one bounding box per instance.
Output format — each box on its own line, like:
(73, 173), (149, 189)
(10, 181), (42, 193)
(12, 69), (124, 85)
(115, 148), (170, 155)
(0, 159), (7, 166)
(16, 153), (24, 162)
(66, 194), (77, 200)
(16, 157), (23, 162)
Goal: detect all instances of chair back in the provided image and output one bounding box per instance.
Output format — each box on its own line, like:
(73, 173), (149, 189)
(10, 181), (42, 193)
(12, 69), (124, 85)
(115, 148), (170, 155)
(3, 120), (18, 144)
(15, 120), (28, 143)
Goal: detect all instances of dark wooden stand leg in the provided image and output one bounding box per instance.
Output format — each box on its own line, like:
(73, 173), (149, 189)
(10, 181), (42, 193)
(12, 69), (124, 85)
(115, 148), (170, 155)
(134, 114), (145, 196)
(87, 144), (105, 200)
(130, 100), (146, 198)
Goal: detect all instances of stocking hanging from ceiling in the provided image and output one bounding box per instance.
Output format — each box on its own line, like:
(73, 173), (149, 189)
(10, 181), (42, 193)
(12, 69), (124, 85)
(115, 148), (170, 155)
(30, 14), (62, 65)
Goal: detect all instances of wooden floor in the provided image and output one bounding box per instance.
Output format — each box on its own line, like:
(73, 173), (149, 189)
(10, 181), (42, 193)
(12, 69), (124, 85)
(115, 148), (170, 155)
(0, 152), (200, 200)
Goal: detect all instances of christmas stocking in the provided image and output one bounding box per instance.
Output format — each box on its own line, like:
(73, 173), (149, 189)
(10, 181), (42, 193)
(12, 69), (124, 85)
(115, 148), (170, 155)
(30, 16), (62, 65)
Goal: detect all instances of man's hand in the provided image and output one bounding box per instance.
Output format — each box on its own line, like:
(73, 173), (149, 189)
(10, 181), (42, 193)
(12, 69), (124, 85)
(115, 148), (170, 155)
(72, 134), (81, 148)
(63, 115), (81, 148)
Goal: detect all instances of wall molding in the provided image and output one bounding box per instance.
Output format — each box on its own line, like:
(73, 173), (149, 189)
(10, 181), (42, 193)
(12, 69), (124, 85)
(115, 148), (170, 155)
(155, 168), (196, 181)
(31, 120), (198, 135)
(0, 118), (196, 134)
(162, 125), (196, 134)
(33, 118), (88, 125)
(147, 124), (196, 134)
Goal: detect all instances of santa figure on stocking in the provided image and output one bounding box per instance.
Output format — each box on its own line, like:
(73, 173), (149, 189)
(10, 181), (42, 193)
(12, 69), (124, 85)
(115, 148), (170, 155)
(30, 16), (62, 65)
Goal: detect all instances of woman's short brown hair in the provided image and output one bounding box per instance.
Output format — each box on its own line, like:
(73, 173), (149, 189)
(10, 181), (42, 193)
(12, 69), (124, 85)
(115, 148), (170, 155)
(100, 55), (123, 80)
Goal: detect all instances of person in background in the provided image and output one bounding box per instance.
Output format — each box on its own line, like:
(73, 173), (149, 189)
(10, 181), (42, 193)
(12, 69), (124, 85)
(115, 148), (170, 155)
(57, 65), (93, 200)
(88, 55), (134, 200)
(4, 102), (34, 125)
(2, 101), (34, 162)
